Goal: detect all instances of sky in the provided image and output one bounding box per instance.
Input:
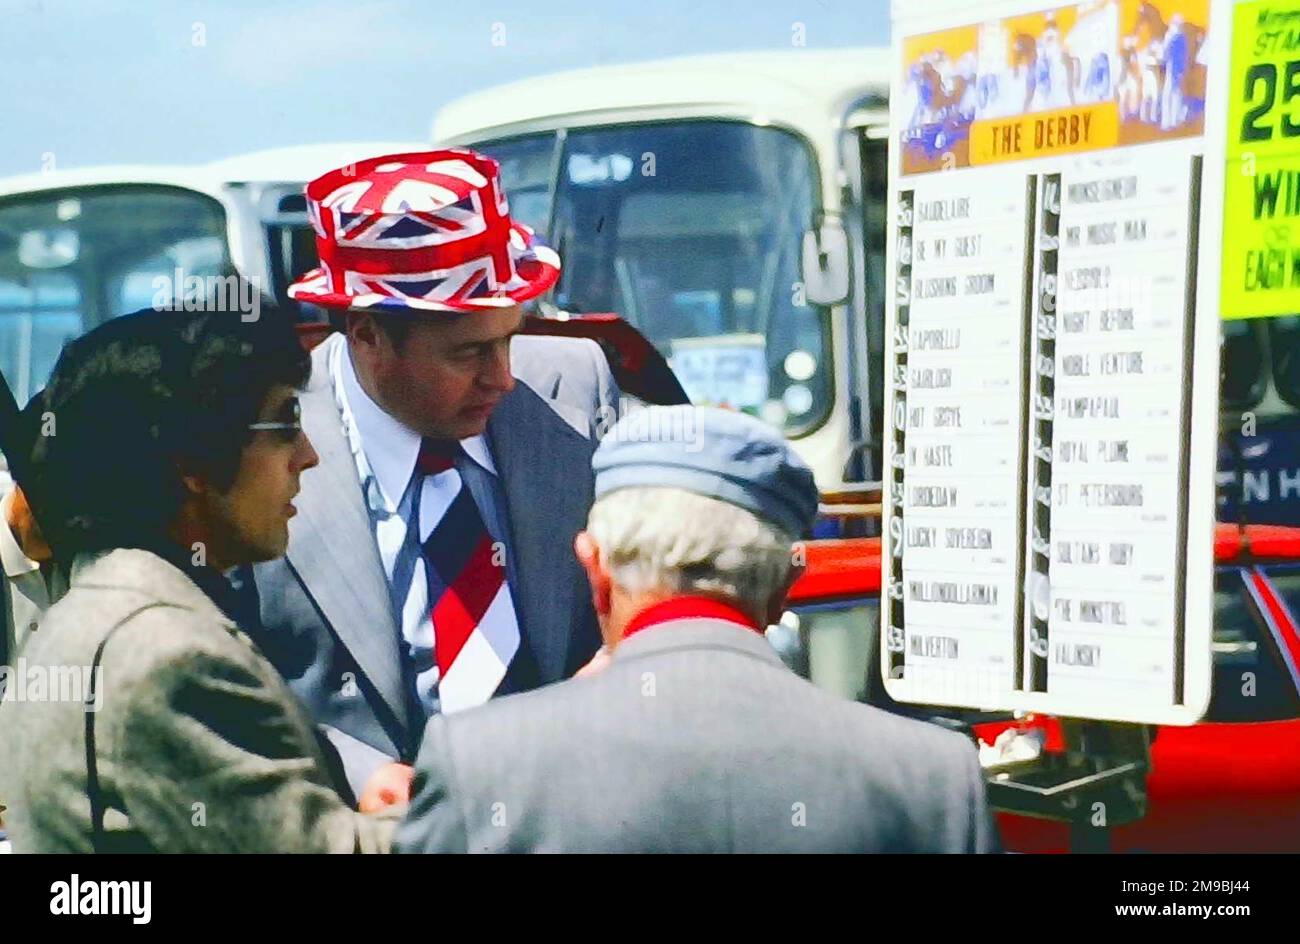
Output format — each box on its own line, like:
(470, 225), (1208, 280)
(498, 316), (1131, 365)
(0, 0), (892, 178)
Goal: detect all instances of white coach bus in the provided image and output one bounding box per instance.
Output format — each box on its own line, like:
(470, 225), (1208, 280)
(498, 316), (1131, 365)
(432, 49), (894, 492)
(0, 143), (420, 406)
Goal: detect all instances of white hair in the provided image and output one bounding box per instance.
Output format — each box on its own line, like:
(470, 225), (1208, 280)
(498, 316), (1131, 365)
(586, 486), (796, 608)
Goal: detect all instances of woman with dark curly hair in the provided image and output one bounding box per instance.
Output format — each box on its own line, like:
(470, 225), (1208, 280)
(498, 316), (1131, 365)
(0, 298), (404, 852)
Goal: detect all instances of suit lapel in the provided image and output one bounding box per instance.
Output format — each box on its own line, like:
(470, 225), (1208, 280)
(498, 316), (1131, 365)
(287, 337), (408, 729)
(487, 382), (595, 681)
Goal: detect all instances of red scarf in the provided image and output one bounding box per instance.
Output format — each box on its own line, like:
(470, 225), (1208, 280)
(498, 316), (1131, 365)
(622, 595), (763, 639)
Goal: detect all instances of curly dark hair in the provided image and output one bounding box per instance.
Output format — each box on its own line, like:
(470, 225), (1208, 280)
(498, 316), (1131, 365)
(27, 297), (310, 557)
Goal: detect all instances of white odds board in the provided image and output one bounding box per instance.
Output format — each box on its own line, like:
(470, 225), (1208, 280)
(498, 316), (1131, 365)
(884, 172), (1033, 710)
(882, 0), (1222, 724)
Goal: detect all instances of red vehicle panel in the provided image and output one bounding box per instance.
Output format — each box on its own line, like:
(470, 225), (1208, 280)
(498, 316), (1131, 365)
(788, 526), (1300, 852)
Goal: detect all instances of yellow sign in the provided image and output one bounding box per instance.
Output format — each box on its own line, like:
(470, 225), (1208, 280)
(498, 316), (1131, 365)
(1221, 1), (1300, 320)
(971, 103), (1119, 165)
(899, 1), (1210, 176)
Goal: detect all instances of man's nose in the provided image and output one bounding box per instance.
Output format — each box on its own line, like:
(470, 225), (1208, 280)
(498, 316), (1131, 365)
(296, 430), (321, 472)
(480, 343), (516, 394)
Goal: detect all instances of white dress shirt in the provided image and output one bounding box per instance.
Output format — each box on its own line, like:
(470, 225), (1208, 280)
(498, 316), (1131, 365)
(0, 488), (65, 661)
(329, 341), (514, 715)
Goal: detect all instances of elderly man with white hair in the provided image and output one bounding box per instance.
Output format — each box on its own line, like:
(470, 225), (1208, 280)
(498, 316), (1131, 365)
(397, 406), (999, 853)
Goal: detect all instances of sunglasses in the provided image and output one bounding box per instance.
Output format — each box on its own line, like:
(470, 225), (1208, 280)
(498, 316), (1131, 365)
(247, 397), (303, 444)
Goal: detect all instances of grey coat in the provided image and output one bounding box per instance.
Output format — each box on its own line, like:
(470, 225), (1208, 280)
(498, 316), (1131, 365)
(0, 548), (397, 853)
(241, 334), (617, 798)
(396, 619), (1000, 853)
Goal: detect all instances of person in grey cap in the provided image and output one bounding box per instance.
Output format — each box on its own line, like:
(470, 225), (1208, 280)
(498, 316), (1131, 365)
(396, 406), (999, 853)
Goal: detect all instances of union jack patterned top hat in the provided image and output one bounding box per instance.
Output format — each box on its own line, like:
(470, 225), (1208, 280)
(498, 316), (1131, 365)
(288, 148), (560, 313)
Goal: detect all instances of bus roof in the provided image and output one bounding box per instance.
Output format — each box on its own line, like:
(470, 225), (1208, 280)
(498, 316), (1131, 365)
(433, 47), (891, 143)
(0, 142), (426, 199)
(0, 165), (201, 199)
(200, 142), (426, 184)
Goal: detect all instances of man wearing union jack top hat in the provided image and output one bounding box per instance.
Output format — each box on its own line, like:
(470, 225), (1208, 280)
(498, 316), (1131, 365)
(237, 149), (617, 801)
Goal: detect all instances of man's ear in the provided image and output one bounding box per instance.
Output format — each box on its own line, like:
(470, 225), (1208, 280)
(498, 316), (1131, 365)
(178, 472), (205, 497)
(765, 549), (806, 627)
(175, 456), (208, 499)
(346, 311), (382, 351)
(574, 530), (612, 617)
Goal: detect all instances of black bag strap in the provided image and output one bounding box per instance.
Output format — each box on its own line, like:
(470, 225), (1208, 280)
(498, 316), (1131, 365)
(83, 602), (171, 852)
(84, 623), (123, 852)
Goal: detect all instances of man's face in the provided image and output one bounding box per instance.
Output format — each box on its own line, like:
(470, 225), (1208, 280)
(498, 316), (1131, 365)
(351, 306), (523, 440)
(206, 384), (319, 566)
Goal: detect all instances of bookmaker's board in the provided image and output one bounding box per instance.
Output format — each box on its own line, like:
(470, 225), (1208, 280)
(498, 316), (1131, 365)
(884, 0), (1227, 724)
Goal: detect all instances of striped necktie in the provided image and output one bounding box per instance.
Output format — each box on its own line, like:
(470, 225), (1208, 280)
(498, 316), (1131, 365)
(416, 438), (521, 713)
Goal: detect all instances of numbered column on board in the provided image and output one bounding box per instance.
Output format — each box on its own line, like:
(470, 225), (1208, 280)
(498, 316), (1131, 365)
(887, 170), (1034, 708)
(1024, 153), (1201, 711)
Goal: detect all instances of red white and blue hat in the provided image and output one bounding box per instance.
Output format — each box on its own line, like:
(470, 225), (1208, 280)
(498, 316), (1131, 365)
(288, 148), (560, 313)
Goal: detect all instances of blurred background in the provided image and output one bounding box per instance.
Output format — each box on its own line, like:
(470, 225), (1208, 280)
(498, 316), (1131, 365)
(0, 0), (890, 176)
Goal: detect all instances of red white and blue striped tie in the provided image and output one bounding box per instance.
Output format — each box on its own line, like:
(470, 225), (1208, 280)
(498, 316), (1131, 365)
(416, 439), (521, 713)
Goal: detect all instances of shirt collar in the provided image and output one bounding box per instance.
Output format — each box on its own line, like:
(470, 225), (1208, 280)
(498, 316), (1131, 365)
(336, 343), (496, 512)
(622, 595), (763, 639)
(460, 434), (497, 477)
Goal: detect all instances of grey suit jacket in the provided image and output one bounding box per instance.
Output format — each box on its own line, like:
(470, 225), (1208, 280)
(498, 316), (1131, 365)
(0, 548), (396, 853)
(242, 333), (617, 797)
(396, 619), (1000, 853)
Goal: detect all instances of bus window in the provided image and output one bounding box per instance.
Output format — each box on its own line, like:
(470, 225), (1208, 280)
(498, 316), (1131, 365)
(117, 237), (228, 312)
(0, 273), (81, 407)
(0, 186), (229, 403)
(473, 132), (559, 238)
(1221, 319), (1267, 411)
(1271, 315), (1300, 409)
(478, 122), (832, 436)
